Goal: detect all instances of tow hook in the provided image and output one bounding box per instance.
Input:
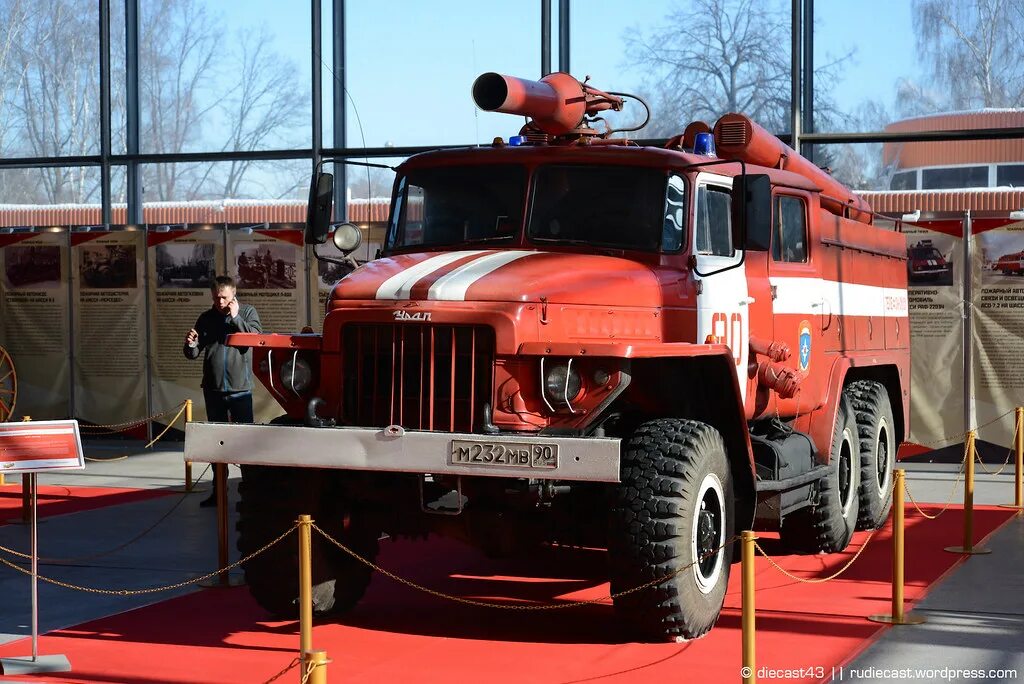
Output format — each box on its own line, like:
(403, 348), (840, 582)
(305, 397), (336, 428)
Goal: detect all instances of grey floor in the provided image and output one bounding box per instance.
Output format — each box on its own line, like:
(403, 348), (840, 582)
(0, 441), (1022, 683)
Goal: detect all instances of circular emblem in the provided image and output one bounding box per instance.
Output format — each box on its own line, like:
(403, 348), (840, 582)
(798, 320), (812, 372)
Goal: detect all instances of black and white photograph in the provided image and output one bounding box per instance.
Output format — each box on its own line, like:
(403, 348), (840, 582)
(154, 243), (215, 289)
(3, 245), (62, 289)
(232, 242), (296, 289)
(79, 245), (138, 289)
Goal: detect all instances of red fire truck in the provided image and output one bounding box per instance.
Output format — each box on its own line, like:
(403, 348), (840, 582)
(994, 250), (1024, 275)
(186, 72), (909, 641)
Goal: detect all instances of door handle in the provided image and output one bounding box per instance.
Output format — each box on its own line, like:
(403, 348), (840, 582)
(739, 297), (755, 306)
(770, 285), (777, 300)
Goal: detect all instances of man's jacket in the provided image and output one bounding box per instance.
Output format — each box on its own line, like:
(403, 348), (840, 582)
(183, 304), (263, 392)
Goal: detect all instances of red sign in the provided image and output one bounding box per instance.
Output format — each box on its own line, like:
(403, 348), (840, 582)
(0, 421), (84, 474)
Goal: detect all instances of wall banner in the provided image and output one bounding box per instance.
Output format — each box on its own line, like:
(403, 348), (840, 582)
(226, 227), (307, 423)
(147, 227), (225, 422)
(0, 229), (71, 419)
(71, 228), (147, 426)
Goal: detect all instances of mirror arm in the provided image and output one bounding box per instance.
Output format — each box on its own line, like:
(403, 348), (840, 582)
(312, 244), (358, 271)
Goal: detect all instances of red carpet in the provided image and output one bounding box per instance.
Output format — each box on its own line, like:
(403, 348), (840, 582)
(0, 505), (1013, 684)
(0, 484), (175, 525)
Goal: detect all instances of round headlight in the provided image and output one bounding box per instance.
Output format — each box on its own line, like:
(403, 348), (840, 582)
(544, 363), (582, 405)
(280, 356), (313, 393)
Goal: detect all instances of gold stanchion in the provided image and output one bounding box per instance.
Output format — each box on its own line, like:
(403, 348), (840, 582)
(999, 407), (1023, 513)
(945, 431), (991, 555)
(298, 514), (313, 659)
(741, 530), (756, 684)
(20, 416), (32, 524)
(304, 649), (329, 684)
(184, 399), (194, 492)
(869, 470), (925, 625)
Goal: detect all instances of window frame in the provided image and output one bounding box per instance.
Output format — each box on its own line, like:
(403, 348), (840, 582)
(771, 193), (810, 264)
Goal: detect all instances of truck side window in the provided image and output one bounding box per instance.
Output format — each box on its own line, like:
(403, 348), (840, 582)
(662, 174), (686, 252)
(772, 195), (808, 263)
(695, 184), (733, 256)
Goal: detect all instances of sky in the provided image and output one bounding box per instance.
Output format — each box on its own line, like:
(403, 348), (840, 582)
(229, 0), (924, 150)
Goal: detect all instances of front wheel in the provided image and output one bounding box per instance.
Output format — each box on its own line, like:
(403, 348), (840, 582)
(848, 381), (895, 529)
(608, 419), (734, 641)
(236, 465), (379, 618)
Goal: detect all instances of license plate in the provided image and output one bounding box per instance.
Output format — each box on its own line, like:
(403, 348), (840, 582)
(448, 439), (558, 469)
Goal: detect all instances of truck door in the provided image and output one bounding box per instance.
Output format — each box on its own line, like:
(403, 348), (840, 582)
(692, 173), (750, 404)
(767, 191), (825, 411)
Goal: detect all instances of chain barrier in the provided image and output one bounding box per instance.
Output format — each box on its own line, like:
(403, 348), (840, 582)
(314, 523), (739, 611)
(0, 465), (211, 564)
(80, 400), (189, 463)
(752, 477), (894, 584)
(904, 440), (970, 520)
(973, 410), (1020, 476)
(0, 523), (297, 596)
(262, 657), (317, 684)
(906, 407), (1017, 451)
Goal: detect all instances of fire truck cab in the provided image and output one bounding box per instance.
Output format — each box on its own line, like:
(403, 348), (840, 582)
(185, 71), (910, 641)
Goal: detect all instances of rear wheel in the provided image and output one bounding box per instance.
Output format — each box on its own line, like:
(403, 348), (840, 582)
(237, 464), (379, 618)
(780, 396), (860, 553)
(608, 419), (734, 641)
(847, 381), (895, 530)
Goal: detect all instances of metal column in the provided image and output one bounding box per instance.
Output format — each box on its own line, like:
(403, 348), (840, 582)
(790, 0), (801, 153)
(963, 211), (975, 434)
(541, 0), (552, 76)
(99, 0), (112, 226)
(801, 0), (814, 161)
(332, 0), (347, 221)
(125, 0), (143, 224)
(557, 0), (569, 74)
(311, 0), (323, 173)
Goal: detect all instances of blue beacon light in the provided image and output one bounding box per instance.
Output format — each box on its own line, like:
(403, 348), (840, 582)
(693, 131), (717, 157)
(508, 135), (526, 147)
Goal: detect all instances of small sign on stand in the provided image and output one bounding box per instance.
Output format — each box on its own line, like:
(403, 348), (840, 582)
(0, 419), (83, 676)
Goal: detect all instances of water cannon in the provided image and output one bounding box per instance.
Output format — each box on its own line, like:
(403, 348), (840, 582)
(712, 113), (874, 224)
(472, 72), (624, 138)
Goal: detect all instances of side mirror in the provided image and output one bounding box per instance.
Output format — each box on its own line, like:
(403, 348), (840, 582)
(331, 222), (362, 255)
(305, 171), (334, 245)
(731, 173), (772, 251)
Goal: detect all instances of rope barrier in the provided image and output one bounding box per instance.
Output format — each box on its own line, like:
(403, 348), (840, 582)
(973, 410), (1020, 476)
(77, 401), (189, 434)
(903, 407), (1017, 450)
(0, 523), (297, 596)
(262, 657), (318, 684)
(314, 523), (740, 611)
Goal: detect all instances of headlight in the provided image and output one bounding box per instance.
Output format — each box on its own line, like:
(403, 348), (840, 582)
(280, 356), (313, 393)
(544, 362), (582, 406)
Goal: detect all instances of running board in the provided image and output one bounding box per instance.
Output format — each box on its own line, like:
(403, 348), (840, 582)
(755, 464), (830, 493)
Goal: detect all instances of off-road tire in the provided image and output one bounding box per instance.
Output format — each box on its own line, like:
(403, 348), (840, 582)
(847, 381), (895, 530)
(780, 396), (860, 553)
(236, 464), (379, 618)
(608, 419), (734, 641)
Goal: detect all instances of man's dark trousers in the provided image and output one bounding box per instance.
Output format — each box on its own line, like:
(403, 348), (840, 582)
(202, 389), (253, 505)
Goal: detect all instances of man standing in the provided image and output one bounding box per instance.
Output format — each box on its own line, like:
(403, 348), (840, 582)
(183, 275), (262, 506)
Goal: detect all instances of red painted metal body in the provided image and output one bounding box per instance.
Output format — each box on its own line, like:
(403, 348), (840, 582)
(232, 77), (909, 516)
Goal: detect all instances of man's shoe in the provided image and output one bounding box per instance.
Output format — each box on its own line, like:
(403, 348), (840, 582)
(199, 495), (217, 508)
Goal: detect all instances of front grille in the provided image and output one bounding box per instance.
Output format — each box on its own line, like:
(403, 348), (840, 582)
(341, 323), (495, 432)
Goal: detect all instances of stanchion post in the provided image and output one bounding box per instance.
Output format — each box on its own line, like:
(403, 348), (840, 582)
(945, 431), (991, 555)
(184, 400), (193, 492)
(869, 470), (925, 625)
(304, 649), (328, 684)
(1003, 406), (1024, 513)
(298, 514), (313, 659)
(20, 416), (31, 524)
(741, 530), (755, 684)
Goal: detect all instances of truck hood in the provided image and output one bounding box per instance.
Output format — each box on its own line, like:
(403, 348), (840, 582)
(330, 249), (664, 306)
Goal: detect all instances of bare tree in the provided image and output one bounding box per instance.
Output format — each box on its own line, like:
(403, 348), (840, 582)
(624, 0), (851, 136)
(911, 0), (1024, 112)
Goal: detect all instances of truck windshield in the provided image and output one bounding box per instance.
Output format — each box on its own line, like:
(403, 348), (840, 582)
(389, 165), (525, 250)
(528, 165), (668, 251)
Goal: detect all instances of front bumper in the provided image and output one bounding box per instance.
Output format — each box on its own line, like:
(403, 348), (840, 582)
(184, 422), (621, 483)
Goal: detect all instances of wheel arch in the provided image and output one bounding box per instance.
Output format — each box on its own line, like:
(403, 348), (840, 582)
(842, 363), (906, 445)
(613, 352), (756, 531)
